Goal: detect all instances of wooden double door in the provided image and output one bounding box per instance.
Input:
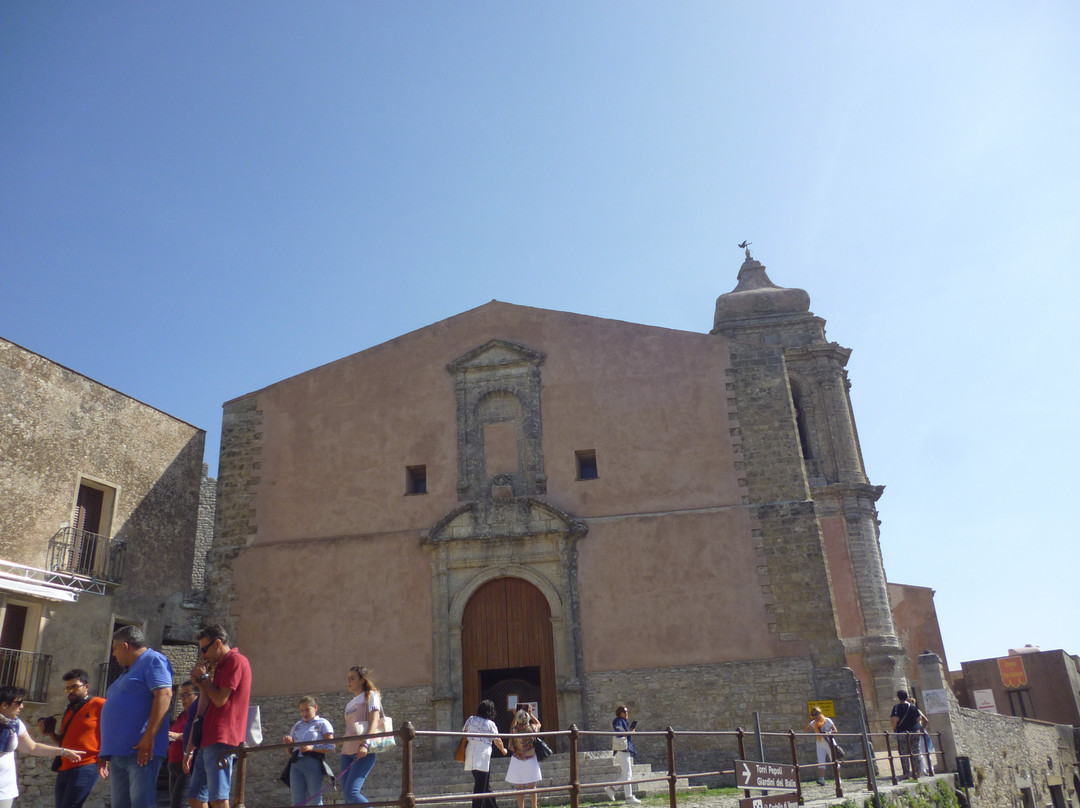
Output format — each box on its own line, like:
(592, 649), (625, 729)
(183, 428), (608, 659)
(461, 577), (559, 734)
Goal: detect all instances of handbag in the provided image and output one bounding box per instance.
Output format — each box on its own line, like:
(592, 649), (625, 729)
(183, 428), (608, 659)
(533, 737), (553, 762)
(454, 736), (468, 763)
(612, 735), (628, 752)
(366, 715), (396, 753)
(246, 705), (263, 746)
(832, 743), (846, 761)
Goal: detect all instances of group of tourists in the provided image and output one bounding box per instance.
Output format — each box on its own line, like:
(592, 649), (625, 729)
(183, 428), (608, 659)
(276, 665), (386, 807)
(1, 629), (938, 808)
(460, 702), (639, 808)
(807, 690), (934, 786)
(0, 622), (386, 808)
(0, 623), (250, 808)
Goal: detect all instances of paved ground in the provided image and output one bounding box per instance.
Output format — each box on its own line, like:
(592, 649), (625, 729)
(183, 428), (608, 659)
(630, 774), (955, 807)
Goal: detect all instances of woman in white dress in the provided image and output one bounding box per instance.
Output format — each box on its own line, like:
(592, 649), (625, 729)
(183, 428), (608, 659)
(504, 705), (541, 808)
(461, 700), (507, 808)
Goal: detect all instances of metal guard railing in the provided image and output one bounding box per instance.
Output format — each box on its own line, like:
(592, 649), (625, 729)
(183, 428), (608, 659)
(47, 527), (126, 584)
(215, 723), (945, 808)
(0, 647), (52, 703)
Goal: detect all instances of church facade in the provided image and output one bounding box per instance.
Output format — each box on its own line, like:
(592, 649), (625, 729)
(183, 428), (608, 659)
(208, 253), (906, 764)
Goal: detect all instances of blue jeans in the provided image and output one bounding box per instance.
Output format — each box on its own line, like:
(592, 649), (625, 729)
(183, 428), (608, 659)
(340, 752), (377, 804)
(109, 753), (164, 808)
(56, 764), (99, 808)
(290, 755), (327, 806)
(188, 743), (236, 803)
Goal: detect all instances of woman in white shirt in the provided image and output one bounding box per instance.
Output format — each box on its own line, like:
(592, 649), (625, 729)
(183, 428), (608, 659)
(340, 667), (382, 804)
(461, 700), (507, 808)
(806, 706), (837, 786)
(0, 686), (82, 808)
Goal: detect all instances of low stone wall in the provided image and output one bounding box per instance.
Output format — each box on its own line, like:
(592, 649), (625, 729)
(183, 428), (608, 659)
(583, 657), (861, 784)
(952, 706), (1077, 808)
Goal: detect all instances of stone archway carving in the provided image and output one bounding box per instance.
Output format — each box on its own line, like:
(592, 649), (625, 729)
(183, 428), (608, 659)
(423, 497), (587, 748)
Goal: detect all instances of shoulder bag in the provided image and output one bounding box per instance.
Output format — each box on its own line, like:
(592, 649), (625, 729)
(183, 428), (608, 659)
(534, 736), (553, 762)
(365, 696), (396, 753)
(52, 698), (92, 772)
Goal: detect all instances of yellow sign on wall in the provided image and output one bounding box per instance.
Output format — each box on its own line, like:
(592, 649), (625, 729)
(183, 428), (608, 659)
(998, 656), (1028, 688)
(807, 700), (835, 717)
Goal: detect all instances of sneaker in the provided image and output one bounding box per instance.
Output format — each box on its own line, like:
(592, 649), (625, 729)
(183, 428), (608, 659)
(604, 787), (616, 802)
(626, 796), (641, 804)
(816, 778), (826, 786)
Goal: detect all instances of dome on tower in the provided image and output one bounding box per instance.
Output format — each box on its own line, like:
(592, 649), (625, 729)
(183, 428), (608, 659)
(713, 252), (811, 331)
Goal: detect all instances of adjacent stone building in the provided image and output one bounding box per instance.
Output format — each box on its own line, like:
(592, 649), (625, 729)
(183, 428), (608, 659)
(207, 249), (910, 783)
(954, 646), (1080, 726)
(888, 582), (950, 697)
(0, 337), (209, 805)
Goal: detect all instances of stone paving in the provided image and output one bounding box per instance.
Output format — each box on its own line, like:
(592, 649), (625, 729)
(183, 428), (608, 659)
(620, 773), (955, 807)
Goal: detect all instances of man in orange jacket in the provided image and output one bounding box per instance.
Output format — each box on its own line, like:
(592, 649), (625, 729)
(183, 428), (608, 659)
(39, 669), (105, 808)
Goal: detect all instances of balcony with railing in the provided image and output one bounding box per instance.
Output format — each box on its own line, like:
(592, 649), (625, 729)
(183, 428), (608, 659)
(0, 648), (52, 703)
(47, 527), (126, 586)
(96, 658), (124, 697)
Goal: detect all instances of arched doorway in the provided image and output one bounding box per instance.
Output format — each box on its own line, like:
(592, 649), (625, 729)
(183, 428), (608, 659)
(461, 577), (559, 734)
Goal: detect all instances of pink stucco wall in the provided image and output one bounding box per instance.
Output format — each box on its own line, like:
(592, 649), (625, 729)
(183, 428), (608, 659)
(820, 514), (864, 640)
(226, 302), (800, 696)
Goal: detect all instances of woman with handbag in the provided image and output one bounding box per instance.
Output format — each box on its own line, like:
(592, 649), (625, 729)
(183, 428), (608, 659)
(807, 707), (837, 786)
(605, 705), (640, 803)
(504, 705), (541, 808)
(461, 700), (506, 808)
(340, 667), (382, 804)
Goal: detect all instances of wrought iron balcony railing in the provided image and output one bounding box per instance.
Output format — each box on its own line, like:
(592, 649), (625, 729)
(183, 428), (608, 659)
(47, 527), (126, 585)
(0, 648), (52, 703)
(96, 658), (124, 697)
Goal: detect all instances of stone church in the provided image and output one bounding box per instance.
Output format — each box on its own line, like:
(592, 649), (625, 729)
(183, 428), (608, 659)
(208, 251), (906, 767)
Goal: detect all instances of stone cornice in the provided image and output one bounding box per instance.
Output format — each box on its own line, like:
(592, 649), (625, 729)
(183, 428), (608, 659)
(811, 481), (885, 505)
(424, 496), (587, 545)
(446, 339), (545, 373)
(783, 342), (852, 366)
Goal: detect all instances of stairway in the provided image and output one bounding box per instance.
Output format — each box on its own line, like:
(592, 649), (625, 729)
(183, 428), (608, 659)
(344, 751), (691, 806)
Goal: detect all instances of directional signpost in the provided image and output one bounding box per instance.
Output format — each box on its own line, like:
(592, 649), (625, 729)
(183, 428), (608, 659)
(736, 795), (799, 808)
(734, 761), (799, 808)
(735, 760), (798, 791)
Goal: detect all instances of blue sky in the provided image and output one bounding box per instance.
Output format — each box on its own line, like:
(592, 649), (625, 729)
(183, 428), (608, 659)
(3, 2), (1077, 671)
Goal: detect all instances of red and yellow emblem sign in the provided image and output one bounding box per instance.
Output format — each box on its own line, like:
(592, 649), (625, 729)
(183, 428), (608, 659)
(998, 656), (1028, 688)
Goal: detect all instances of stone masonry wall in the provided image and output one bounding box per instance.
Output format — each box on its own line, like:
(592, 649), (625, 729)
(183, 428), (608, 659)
(192, 463), (217, 591)
(584, 657), (833, 783)
(207, 395), (263, 637)
(725, 342), (846, 668)
(952, 708), (1077, 808)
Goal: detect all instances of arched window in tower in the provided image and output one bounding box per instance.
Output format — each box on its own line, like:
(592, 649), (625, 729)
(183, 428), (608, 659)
(790, 379), (814, 464)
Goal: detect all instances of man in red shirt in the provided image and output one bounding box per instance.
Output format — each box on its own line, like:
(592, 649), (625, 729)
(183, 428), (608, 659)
(186, 624), (251, 808)
(38, 669), (105, 808)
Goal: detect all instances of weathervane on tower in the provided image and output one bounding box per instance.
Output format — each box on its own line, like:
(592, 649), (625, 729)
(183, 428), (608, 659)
(738, 240), (753, 260)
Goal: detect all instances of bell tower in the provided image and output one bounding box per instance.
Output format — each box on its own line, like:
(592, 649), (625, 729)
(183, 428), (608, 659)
(712, 248), (905, 725)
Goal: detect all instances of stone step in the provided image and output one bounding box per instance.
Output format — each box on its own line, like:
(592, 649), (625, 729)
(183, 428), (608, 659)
(331, 754), (691, 806)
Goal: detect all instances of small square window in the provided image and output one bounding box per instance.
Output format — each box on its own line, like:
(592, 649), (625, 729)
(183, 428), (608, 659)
(406, 465), (427, 495)
(575, 450), (598, 480)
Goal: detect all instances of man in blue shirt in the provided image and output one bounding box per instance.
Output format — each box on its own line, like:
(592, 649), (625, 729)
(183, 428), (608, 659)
(99, 625), (173, 808)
